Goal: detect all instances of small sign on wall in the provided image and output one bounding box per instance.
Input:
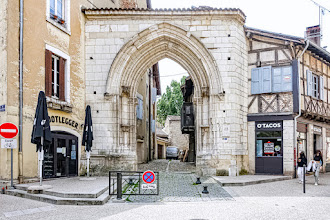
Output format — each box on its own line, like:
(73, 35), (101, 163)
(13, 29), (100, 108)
(1, 139), (17, 149)
(222, 125), (230, 137)
(0, 105), (5, 112)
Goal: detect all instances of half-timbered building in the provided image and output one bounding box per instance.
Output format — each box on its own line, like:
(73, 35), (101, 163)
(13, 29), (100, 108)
(246, 27), (330, 175)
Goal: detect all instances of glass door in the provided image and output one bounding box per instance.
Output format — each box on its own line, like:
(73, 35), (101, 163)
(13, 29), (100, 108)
(56, 138), (67, 177)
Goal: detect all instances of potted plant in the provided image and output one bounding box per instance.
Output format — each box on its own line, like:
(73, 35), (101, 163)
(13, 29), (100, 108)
(59, 19), (65, 24)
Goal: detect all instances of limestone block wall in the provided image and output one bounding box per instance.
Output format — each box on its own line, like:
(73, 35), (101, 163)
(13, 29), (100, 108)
(283, 120), (294, 175)
(164, 118), (189, 151)
(84, 9), (249, 171)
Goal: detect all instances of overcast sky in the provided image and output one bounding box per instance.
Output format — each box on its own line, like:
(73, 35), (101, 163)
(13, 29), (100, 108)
(151, 0), (330, 94)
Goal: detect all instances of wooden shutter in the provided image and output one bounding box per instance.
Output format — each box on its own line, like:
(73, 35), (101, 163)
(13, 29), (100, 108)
(59, 57), (65, 101)
(251, 68), (261, 94)
(319, 76), (324, 101)
(272, 67), (282, 93)
(281, 66), (292, 92)
(261, 66), (272, 93)
(45, 50), (53, 97)
(307, 70), (313, 96)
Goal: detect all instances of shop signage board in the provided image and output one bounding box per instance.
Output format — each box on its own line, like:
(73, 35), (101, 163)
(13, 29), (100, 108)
(313, 126), (322, 134)
(1, 139), (17, 149)
(256, 121), (282, 130)
(0, 123), (19, 139)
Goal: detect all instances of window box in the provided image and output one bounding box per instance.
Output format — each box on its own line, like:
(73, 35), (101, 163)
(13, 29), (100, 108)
(46, 96), (72, 113)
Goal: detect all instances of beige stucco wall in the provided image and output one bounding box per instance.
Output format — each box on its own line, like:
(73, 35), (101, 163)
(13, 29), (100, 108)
(0, 0), (91, 180)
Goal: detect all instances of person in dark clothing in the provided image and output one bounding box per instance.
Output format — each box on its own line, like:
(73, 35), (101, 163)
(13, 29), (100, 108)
(313, 150), (323, 185)
(297, 151), (307, 183)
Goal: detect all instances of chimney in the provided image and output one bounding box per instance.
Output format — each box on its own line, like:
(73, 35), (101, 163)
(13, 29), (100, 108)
(305, 25), (321, 46)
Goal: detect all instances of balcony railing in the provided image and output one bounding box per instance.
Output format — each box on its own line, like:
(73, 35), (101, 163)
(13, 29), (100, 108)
(304, 96), (330, 119)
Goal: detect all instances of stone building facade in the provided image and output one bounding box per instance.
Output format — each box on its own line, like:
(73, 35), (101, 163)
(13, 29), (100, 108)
(83, 8), (249, 174)
(163, 116), (189, 151)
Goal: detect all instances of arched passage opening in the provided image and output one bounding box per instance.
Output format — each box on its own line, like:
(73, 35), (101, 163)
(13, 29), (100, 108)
(105, 23), (224, 170)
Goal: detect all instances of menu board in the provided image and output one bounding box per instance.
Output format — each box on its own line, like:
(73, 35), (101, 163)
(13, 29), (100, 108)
(43, 153), (54, 178)
(264, 142), (275, 154)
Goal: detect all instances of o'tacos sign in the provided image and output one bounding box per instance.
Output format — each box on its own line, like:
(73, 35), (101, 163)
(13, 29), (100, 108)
(256, 121), (282, 130)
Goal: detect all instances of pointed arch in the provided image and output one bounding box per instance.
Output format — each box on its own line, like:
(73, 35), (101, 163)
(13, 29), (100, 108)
(105, 22), (223, 97)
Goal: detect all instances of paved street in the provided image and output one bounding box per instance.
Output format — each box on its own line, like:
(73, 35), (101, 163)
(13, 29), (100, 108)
(1, 160), (330, 220)
(1, 174), (330, 220)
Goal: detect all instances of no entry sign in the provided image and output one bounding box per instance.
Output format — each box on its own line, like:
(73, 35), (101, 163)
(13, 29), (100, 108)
(142, 170), (155, 184)
(0, 123), (19, 139)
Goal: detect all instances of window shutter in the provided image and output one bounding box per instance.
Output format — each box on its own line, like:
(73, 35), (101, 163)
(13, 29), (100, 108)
(251, 68), (261, 94)
(281, 66), (292, 92)
(319, 76), (324, 101)
(261, 66), (272, 93)
(272, 68), (282, 93)
(307, 70), (313, 96)
(59, 57), (65, 101)
(152, 87), (157, 103)
(152, 119), (155, 133)
(45, 50), (52, 97)
(136, 98), (143, 119)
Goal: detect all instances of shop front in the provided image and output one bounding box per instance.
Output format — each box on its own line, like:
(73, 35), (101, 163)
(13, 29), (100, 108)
(43, 131), (79, 178)
(255, 121), (283, 174)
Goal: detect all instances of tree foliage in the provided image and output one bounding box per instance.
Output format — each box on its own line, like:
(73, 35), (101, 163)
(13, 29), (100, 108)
(157, 76), (186, 125)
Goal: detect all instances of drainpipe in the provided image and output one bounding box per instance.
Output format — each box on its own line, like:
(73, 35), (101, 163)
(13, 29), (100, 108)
(293, 40), (309, 177)
(18, 0), (24, 183)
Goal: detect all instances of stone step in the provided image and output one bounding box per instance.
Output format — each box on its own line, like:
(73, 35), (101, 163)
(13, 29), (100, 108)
(213, 176), (292, 187)
(6, 189), (111, 205)
(14, 184), (109, 198)
(326, 163), (330, 172)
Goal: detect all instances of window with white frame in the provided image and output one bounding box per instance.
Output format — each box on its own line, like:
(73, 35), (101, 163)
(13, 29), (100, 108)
(45, 45), (71, 103)
(307, 70), (324, 100)
(47, 0), (70, 29)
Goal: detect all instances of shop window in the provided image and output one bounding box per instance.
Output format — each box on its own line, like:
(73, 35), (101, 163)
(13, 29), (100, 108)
(307, 70), (324, 100)
(45, 49), (66, 101)
(256, 131), (282, 157)
(251, 66), (292, 94)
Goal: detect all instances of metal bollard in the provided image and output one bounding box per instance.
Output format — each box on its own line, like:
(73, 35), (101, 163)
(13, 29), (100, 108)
(202, 186), (209, 194)
(303, 165), (306, 194)
(196, 177), (201, 185)
(117, 173), (122, 200)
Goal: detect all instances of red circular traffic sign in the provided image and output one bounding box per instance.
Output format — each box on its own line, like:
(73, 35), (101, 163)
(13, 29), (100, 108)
(142, 170), (155, 184)
(0, 123), (19, 139)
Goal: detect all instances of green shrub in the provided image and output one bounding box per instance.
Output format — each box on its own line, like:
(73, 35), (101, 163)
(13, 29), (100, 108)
(216, 169), (229, 176)
(239, 168), (249, 176)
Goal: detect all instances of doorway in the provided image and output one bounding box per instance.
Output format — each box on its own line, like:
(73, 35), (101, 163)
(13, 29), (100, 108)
(43, 132), (78, 178)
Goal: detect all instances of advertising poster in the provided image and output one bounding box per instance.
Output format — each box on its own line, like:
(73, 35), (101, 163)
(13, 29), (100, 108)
(264, 142), (274, 154)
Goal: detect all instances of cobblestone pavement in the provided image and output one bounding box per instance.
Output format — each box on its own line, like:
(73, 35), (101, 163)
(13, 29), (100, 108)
(120, 160), (232, 203)
(137, 159), (196, 173)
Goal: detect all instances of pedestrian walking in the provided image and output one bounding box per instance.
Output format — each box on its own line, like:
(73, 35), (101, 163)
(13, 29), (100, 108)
(313, 150), (323, 185)
(297, 151), (307, 183)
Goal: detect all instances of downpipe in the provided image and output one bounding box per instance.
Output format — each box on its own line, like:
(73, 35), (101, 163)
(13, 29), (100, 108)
(293, 40), (309, 178)
(18, 0), (24, 183)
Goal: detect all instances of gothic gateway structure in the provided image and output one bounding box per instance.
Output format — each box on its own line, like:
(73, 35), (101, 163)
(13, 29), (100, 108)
(83, 8), (249, 175)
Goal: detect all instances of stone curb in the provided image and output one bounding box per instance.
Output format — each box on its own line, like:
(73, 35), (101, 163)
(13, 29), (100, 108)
(212, 176), (292, 187)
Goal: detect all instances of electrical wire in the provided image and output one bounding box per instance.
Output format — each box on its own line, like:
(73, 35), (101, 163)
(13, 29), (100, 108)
(158, 72), (189, 77)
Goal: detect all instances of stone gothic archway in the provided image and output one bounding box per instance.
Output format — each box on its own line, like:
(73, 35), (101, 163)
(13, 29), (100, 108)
(105, 23), (224, 169)
(84, 8), (248, 173)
